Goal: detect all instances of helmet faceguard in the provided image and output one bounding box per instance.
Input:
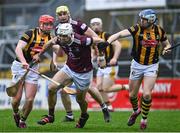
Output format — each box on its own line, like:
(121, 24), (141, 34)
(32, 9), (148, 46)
(139, 9), (157, 28)
(39, 15), (54, 34)
(56, 23), (74, 45)
(56, 6), (71, 23)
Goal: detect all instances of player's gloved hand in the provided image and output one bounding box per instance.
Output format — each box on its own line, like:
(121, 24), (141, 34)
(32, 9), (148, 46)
(97, 41), (110, 51)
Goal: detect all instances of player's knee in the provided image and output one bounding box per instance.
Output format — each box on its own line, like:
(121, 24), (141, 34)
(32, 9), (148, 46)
(61, 91), (68, 96)
(142, 94), (151, 100)
(76, 97), (86, 105)
(25, 98), (34, 106)
(11, 98), (20, 106)
(129, 92), (137, 98)
(48, 83), (56, 90)
(48, 87), (56, 95)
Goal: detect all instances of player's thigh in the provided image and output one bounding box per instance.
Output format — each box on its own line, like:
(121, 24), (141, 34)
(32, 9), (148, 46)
(24, 82), (38, 99)
(50, 71), (71, 89)
(96, 76), (103, 90)
(143, 76), (157, 95)
(129, 78), (142, 97)
(102, 77), (114, 90)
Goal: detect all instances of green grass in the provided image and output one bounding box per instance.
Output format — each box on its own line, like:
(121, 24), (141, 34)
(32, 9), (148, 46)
(0, 109), (180, 132)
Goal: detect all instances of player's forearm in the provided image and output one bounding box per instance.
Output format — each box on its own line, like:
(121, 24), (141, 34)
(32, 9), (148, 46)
(107, 29), (130, 44)
(92, 36), (104, 44)
(112, 41), (122, 60)
(107, 32), (121, 44)
(15, 43), (27, 63)
(85, 27), (99, 37)
(15, 48), (26, 63)
(39, 39), (54, 57)
(52, 52), (58, 63)
(163, 40), (171, 49)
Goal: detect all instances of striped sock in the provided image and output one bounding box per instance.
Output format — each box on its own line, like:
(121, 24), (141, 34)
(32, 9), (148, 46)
(141, 96), (152, 119)
(129, 96), (139, 112)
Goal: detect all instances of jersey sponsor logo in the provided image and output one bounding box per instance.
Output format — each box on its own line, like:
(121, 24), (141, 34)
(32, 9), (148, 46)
(86, 38), (91, 45)
(141, 40), (158, 47)
(31, 46), (43, 52)
(81, 23), (87, 30)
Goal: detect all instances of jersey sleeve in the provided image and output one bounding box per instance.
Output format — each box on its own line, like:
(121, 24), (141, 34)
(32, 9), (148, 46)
(75, 33), (93, 46)
(77, 20), (88, 34)
(104, 32), (111, 41)
(20, 30), (33, 43)
(128, 24), (139, 36)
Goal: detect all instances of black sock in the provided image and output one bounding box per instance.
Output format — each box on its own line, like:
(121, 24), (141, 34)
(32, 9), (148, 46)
(66, 111), (73, 116)
(81, 112), (88, 118)
(21, 116), (26, 121)
(49, 108), (55, 116)
(100, 103), (107, 109)
(13, 109), (19, 114)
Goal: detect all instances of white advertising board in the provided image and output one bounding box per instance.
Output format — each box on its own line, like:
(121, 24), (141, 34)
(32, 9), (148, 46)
(85, 0), (166, 11)
(0, 79), (79, 110)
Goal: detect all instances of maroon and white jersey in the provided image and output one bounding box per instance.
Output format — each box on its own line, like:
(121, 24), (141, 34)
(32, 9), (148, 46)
(55, 19), (88, 36)
(56, 33), (93, 73)
(70, 19), (88, 35)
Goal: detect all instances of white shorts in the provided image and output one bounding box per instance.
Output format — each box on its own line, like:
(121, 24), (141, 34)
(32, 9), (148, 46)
(96, 66), (118, 78)
(61, 64), (93, 91)
(11, 60), (39, 84)
(129, 59), (159, 80)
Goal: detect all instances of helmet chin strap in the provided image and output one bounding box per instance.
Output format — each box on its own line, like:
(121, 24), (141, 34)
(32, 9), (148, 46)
(67, 34), (74, 46)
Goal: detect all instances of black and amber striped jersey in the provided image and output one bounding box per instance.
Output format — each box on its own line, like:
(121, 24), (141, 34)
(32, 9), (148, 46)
(98, 32), (114, 63)
(16, 28), (52, 63)
(128, 24), (167, 65)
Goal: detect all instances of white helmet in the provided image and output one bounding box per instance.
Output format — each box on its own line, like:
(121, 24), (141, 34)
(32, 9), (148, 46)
(56, 23), (73, 37)
(90, 18), (102, 25)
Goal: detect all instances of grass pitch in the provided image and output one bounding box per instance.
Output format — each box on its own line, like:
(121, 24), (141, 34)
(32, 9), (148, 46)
(0, 109), (180, 132)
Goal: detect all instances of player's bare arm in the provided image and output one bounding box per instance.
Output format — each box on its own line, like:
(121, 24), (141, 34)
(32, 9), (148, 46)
(49, 45), (61, 71)
(110, 40), (122, 65)
(162, 39), (171, 55)
(41, 37), (58, 55)
(85, 27), (99, 37)
(92, 36), (104, 44)
(15, 40), (29, 69)
(33, 37), (57, 62)
(107, 29), (131, 44)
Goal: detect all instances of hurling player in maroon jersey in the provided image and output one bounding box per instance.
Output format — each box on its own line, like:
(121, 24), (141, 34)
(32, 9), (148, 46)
(53, 5), (110, 123)
(35, 23), (109, 128)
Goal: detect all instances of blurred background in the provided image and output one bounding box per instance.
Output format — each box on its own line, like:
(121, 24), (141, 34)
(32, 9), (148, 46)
(0, 0), (180, 110)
